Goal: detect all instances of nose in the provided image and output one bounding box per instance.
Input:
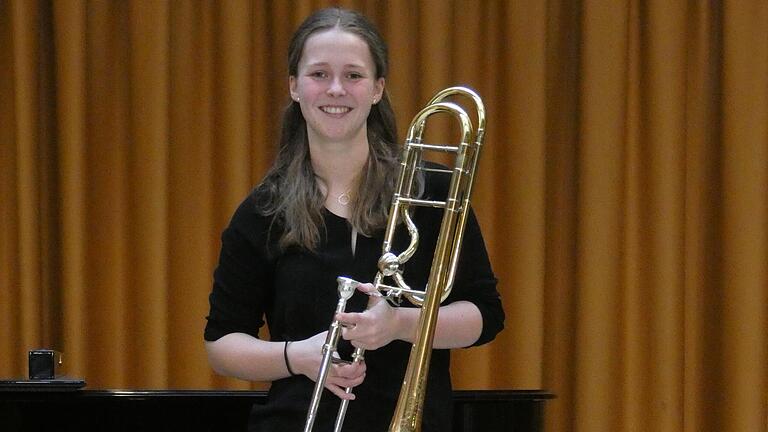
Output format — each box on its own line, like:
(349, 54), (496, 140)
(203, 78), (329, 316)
(327, 76), (346, 97)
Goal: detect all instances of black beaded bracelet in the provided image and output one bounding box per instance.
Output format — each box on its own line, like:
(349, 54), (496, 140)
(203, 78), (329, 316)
(284, 341), (296, 376)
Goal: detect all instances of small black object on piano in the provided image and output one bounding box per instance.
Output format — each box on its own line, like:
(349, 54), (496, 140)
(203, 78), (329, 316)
(28, 349), (64, 380)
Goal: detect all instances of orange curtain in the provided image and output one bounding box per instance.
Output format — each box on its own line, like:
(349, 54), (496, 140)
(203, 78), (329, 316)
(1, 1), (766, 431)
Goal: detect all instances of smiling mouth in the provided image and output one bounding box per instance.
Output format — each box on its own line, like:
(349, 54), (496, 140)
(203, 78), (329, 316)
(320, 106), (351, 115)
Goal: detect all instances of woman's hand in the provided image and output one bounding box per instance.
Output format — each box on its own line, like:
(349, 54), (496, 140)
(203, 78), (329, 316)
(337, 283), (405, 350)
(288, 331), (366, 400)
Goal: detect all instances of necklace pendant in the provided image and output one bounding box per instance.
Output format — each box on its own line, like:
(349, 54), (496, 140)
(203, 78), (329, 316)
(337, 192), (351, 206)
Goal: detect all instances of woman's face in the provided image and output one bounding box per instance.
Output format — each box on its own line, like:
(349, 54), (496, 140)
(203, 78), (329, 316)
(289, 28), (384, 147)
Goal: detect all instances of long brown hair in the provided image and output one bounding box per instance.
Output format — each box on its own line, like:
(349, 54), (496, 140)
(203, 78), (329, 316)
(254, 7), (399, 252)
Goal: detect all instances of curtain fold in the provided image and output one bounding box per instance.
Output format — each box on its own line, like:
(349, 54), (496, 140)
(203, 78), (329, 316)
(51, 0), (88, 383)
(1, 1), (766, 431)
(572, 3), (628, 429)
(720, 3), (767, 432)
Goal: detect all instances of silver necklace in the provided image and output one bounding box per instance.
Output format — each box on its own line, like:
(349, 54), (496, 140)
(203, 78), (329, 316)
(337, 190), (351, 206)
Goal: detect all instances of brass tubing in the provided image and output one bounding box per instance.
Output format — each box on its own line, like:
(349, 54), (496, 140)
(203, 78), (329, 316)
(389, 88), (484, 431)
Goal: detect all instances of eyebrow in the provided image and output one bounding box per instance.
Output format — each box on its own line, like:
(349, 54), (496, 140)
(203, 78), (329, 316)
(305, 62), (366, 69)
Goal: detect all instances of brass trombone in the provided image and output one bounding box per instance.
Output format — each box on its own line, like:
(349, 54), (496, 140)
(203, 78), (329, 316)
(303, 86), (486, 432)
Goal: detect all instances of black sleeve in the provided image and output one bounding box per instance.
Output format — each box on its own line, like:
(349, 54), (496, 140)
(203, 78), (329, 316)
(204, 197), (274, 342)
(445, 207), (505, 346)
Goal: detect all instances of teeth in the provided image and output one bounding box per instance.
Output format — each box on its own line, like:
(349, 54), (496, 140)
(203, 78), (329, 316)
(321, 106), (350, 114)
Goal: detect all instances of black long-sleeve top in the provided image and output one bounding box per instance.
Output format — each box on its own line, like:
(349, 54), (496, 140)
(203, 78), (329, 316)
(204, 167), (504, 432)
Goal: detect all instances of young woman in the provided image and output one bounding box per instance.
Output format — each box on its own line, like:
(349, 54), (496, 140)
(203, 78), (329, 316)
(204, 8), (504, 431)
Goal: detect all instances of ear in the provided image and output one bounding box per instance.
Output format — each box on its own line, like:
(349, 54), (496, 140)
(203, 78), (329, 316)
(373, 77), (385, 103)
(289, 76), (299, 101)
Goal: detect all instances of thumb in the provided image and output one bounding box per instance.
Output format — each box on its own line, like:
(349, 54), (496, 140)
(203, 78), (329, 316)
(356, 283), (378, 295)
(357, 283), (385, 309)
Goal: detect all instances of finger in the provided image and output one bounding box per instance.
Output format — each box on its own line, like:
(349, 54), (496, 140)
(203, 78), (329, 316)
(327, 369), (365, 390)
(329, 375), (365, 389)
(335, 362), (365, 378)
(337, 315), (355, 341)
(338, 373), (366, 388)
(326, 382), (356, 400)
(336, 312), (360, 325)
(341, 321), (371, 343)
(342, 370), (366, 385)
(356, 283), (378, 295)
(336, 312), (360, 326)
(330, 357), (351, 366)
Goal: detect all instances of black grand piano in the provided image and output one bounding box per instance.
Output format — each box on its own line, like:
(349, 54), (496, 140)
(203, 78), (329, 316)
(0, 381), (553, 432)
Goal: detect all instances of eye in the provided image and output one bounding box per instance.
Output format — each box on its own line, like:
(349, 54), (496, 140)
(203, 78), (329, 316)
(347, 72), (364, 80)
(309, 70), (327, 79)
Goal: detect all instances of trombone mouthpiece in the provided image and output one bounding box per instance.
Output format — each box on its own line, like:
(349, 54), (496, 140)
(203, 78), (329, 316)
(336, 277), (359, 300)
